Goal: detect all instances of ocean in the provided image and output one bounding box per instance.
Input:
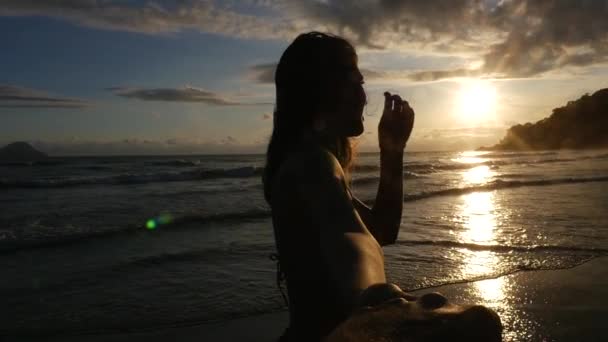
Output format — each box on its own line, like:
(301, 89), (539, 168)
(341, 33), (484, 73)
(1, 150), (607, 338)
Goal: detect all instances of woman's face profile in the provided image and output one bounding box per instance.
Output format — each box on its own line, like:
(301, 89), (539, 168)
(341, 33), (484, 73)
(322, 57), (366, 138)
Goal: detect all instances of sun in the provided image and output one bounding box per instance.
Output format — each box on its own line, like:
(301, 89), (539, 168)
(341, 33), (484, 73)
(456, 80), (497, 122)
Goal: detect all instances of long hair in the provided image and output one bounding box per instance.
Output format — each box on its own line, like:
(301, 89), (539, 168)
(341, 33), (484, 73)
(263, 32), (358, 203)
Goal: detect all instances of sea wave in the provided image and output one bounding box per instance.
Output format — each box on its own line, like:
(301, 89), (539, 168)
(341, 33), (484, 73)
(396, 239), (608, 255)
(354, 152), (608, 174)
(403, 176), (608, 202)
(0, 160), (67, 167)
(352, 172), (420, 185)
(483, 151), (608, 160)
(82, 241), (607, 281)
(78, 165), (115, 171)
(146, 159), (201, 167)
(11, 239), (602, 303)
(0, 209), (272, 254)
(112, 241), (606, 275)
(481, 151), (559, 158)
(0, 166), (264, 189)
(4, 175), (608, 253)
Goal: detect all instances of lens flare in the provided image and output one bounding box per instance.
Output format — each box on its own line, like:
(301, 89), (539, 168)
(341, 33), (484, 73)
(145, 213), (173, 230)
(146, 219), (157, 230)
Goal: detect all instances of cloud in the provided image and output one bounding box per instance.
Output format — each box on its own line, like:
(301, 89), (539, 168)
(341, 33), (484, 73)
(248, 63), (413, 83)
(287, 0), (608, 79)
(0, 85), (88, 108)
(248, 61), (481, 83)
(221, 135), (238, 145)
(108, 86), (260, 106)
(0, 0), (297, 40)
(407, 68), (482, 82)
(478, 1), (608, 78)
(359, 68), (390, 80)
(287, 0), (488, 50)
(248, 63), (276, 84)
(3, 1), (607, 80)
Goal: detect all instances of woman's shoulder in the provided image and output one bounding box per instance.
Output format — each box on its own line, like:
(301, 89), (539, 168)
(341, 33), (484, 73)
(279, 144), (344, 182)
(269, 146), (335, 211)
(270, 145), (347, 205)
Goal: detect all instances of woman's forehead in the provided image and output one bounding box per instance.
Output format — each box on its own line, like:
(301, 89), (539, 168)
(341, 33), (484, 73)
(331, 54), (363, 81)
(339, 61), (363, 79)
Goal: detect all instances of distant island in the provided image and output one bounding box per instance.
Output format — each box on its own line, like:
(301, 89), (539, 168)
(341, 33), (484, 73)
(481, 88), (608, 151)
(0, 142), (48, 164)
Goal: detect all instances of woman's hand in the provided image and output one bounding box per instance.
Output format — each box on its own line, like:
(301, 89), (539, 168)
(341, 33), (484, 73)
(378, 92), (415, 153)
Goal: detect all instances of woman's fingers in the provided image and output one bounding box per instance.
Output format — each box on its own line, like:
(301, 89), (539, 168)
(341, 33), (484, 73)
(384, 91), (413, 117)
(392, 94), (402, 112)
(384, 93), (403, 112)
(383, 91), (392, 112)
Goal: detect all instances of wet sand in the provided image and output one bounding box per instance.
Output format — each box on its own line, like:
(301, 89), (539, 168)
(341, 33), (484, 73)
(22, 256), (608, 342)
(413, 256), (607, 341)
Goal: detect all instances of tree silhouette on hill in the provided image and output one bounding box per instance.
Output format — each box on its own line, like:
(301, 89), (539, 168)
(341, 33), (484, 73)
(483, 88), (608, 150)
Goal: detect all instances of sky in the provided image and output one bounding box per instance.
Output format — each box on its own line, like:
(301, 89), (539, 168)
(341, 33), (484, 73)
(1, 0), (607, 155)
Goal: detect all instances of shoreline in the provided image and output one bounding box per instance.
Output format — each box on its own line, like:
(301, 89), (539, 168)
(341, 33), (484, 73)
(21, 256), (605, 342)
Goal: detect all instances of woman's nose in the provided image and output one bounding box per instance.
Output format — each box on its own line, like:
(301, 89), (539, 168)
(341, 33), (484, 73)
(419, 292), (448, 309)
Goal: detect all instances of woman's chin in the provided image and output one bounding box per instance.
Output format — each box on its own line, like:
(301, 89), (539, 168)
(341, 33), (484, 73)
(331, 118), (364, 137)
(347, 121), (365, 137)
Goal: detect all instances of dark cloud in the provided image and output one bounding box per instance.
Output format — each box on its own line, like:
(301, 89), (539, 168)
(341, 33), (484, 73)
(0, 85), (88, 108)
(108, 86), (245, 106)
(479, 0), (608, 78)
(289, 0), (486, 49)
(289, 0), (608, 79)
(0, 0), (296, 39)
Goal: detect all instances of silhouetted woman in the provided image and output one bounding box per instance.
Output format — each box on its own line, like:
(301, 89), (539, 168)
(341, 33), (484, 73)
(263, 32), (415, 341)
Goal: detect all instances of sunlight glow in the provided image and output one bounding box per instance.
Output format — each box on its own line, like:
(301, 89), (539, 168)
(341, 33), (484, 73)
(456, 80), (497, 122)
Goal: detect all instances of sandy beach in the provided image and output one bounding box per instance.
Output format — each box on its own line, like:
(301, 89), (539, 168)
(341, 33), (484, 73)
(24, 256), (604, 342)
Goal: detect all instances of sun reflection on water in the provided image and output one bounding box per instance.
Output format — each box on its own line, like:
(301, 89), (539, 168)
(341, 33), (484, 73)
(455, 190), (537, 340)
(475, 277), (506, 303)
(463, 165), (494, 184)
(459, 192), (497, 244)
